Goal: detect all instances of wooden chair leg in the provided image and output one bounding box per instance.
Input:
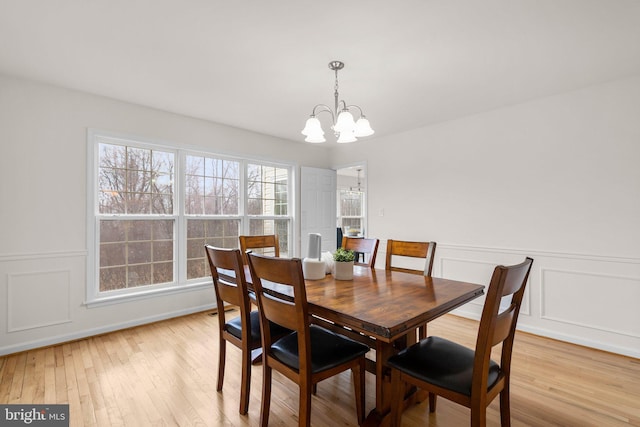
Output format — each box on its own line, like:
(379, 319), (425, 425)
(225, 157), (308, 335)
(239, 344), (251, 414)
(390, 370), (404, 427)
(470, 403), (486, 427)
(500, 385), (511, 427)
(260, 365), (272, 427)
(299, 381), (312, 427)
(428, 392), (437, 413)
(217, 338), (226, 392)
(352, 359), (365, 425)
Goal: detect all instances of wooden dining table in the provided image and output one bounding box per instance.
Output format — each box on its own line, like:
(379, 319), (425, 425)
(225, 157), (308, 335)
(247, 264), (484, 426)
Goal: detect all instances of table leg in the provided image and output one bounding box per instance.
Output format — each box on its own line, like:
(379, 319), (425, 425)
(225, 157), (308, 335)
(363, 331), (424, 426)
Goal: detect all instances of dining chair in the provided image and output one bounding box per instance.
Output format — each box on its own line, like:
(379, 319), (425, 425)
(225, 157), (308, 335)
(204, 245), (291, 415)
(247, 252), (369, 427)
(385, 239), (437, 339)
(388, 257), (534, 427)
(341, 236), (379, 268)
(239, 234), (279, 264)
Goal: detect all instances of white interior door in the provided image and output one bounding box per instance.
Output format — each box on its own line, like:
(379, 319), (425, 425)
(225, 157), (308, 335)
(300, 167), (337, 258)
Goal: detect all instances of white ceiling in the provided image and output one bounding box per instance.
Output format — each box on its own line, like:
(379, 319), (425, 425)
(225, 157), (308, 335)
(1, 0), (640, 145)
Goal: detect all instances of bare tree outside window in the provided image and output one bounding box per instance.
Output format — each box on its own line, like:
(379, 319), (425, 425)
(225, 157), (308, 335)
(99, 144), (174, 215)
(97, 142), (175, 291)
(185, 155), (239, 215)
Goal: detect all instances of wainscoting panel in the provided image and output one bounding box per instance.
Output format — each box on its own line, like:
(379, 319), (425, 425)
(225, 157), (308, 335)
(541, 268), (640, 338)
(8, 269), (71, 332)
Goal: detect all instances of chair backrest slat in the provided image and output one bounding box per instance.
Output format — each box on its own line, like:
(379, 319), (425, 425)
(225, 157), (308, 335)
(342, 236), (379, 268)
(385, 239), (437, 276)
(239, 235), (280, 264)
(260, 292), (298, 331)
(492, 304), (517, 346)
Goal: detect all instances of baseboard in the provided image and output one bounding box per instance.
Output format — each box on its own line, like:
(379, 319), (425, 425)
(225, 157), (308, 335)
(0, 303), (216, 357)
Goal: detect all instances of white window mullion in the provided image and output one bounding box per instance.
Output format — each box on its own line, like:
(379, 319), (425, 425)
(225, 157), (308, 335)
(176, 150), (186, 284)
(241, 160), (248, 235)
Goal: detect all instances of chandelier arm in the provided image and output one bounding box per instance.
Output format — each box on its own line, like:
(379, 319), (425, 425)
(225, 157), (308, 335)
(311, 104), (336, 123)
(344, 104), (366, 118)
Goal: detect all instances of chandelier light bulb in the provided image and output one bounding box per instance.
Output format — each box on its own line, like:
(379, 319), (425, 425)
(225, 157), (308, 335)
(354, 117), (374, 137)
(305, 134), (327, 143)
(301, 117), (323, 136)
(334, 111), (356, 134)
(337, 131), (357, 143)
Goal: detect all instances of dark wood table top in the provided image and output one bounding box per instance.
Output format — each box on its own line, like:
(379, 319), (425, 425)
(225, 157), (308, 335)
(251, 265), (485, 343)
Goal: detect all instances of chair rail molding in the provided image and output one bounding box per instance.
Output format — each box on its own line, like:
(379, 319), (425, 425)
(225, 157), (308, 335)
(0, 249), (88, 262)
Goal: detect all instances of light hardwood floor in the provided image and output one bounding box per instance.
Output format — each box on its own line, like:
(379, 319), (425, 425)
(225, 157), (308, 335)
(1, 311), (638, 426)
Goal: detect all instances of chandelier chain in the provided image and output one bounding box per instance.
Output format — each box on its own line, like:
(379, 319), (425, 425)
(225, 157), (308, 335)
(334, 68), (340, 115)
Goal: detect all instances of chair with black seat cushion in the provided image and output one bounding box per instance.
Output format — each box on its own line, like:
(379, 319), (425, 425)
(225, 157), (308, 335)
(204, 245), (291, 415)
(385, 239), (437, 339)
(239, 234), (280, 264)
(388, 257), (533, 427)
(247, 252), (369, 427)
(341, 236), (379, 268)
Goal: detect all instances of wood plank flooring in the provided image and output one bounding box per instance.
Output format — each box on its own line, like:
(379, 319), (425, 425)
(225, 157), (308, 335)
(1, 311), (638, 426)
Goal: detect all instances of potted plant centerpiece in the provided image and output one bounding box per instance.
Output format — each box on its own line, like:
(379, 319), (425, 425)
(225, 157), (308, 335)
(333, 248), (355, 280)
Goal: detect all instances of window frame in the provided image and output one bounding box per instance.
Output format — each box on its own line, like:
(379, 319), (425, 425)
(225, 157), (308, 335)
(86, 129), (294, 307)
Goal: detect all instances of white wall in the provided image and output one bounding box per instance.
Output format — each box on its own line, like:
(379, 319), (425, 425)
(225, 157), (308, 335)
(0, 74), (331, 355)
(2, 72), (639, 358)
(333, 75), (640, 358)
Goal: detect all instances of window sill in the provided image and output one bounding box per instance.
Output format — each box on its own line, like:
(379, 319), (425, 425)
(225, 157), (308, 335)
(85, 280), (212, 308)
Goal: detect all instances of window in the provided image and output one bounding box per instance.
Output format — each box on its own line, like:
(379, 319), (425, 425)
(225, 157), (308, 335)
(339, 190), (365, 236)
(88, 132), (292, 304)
(96, 141), (176, 292)
(184, 154), (241, 280)
(247, 163), (290, 256)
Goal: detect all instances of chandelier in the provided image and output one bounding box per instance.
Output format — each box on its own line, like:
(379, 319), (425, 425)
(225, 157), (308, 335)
(301, 61), (374, 143)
